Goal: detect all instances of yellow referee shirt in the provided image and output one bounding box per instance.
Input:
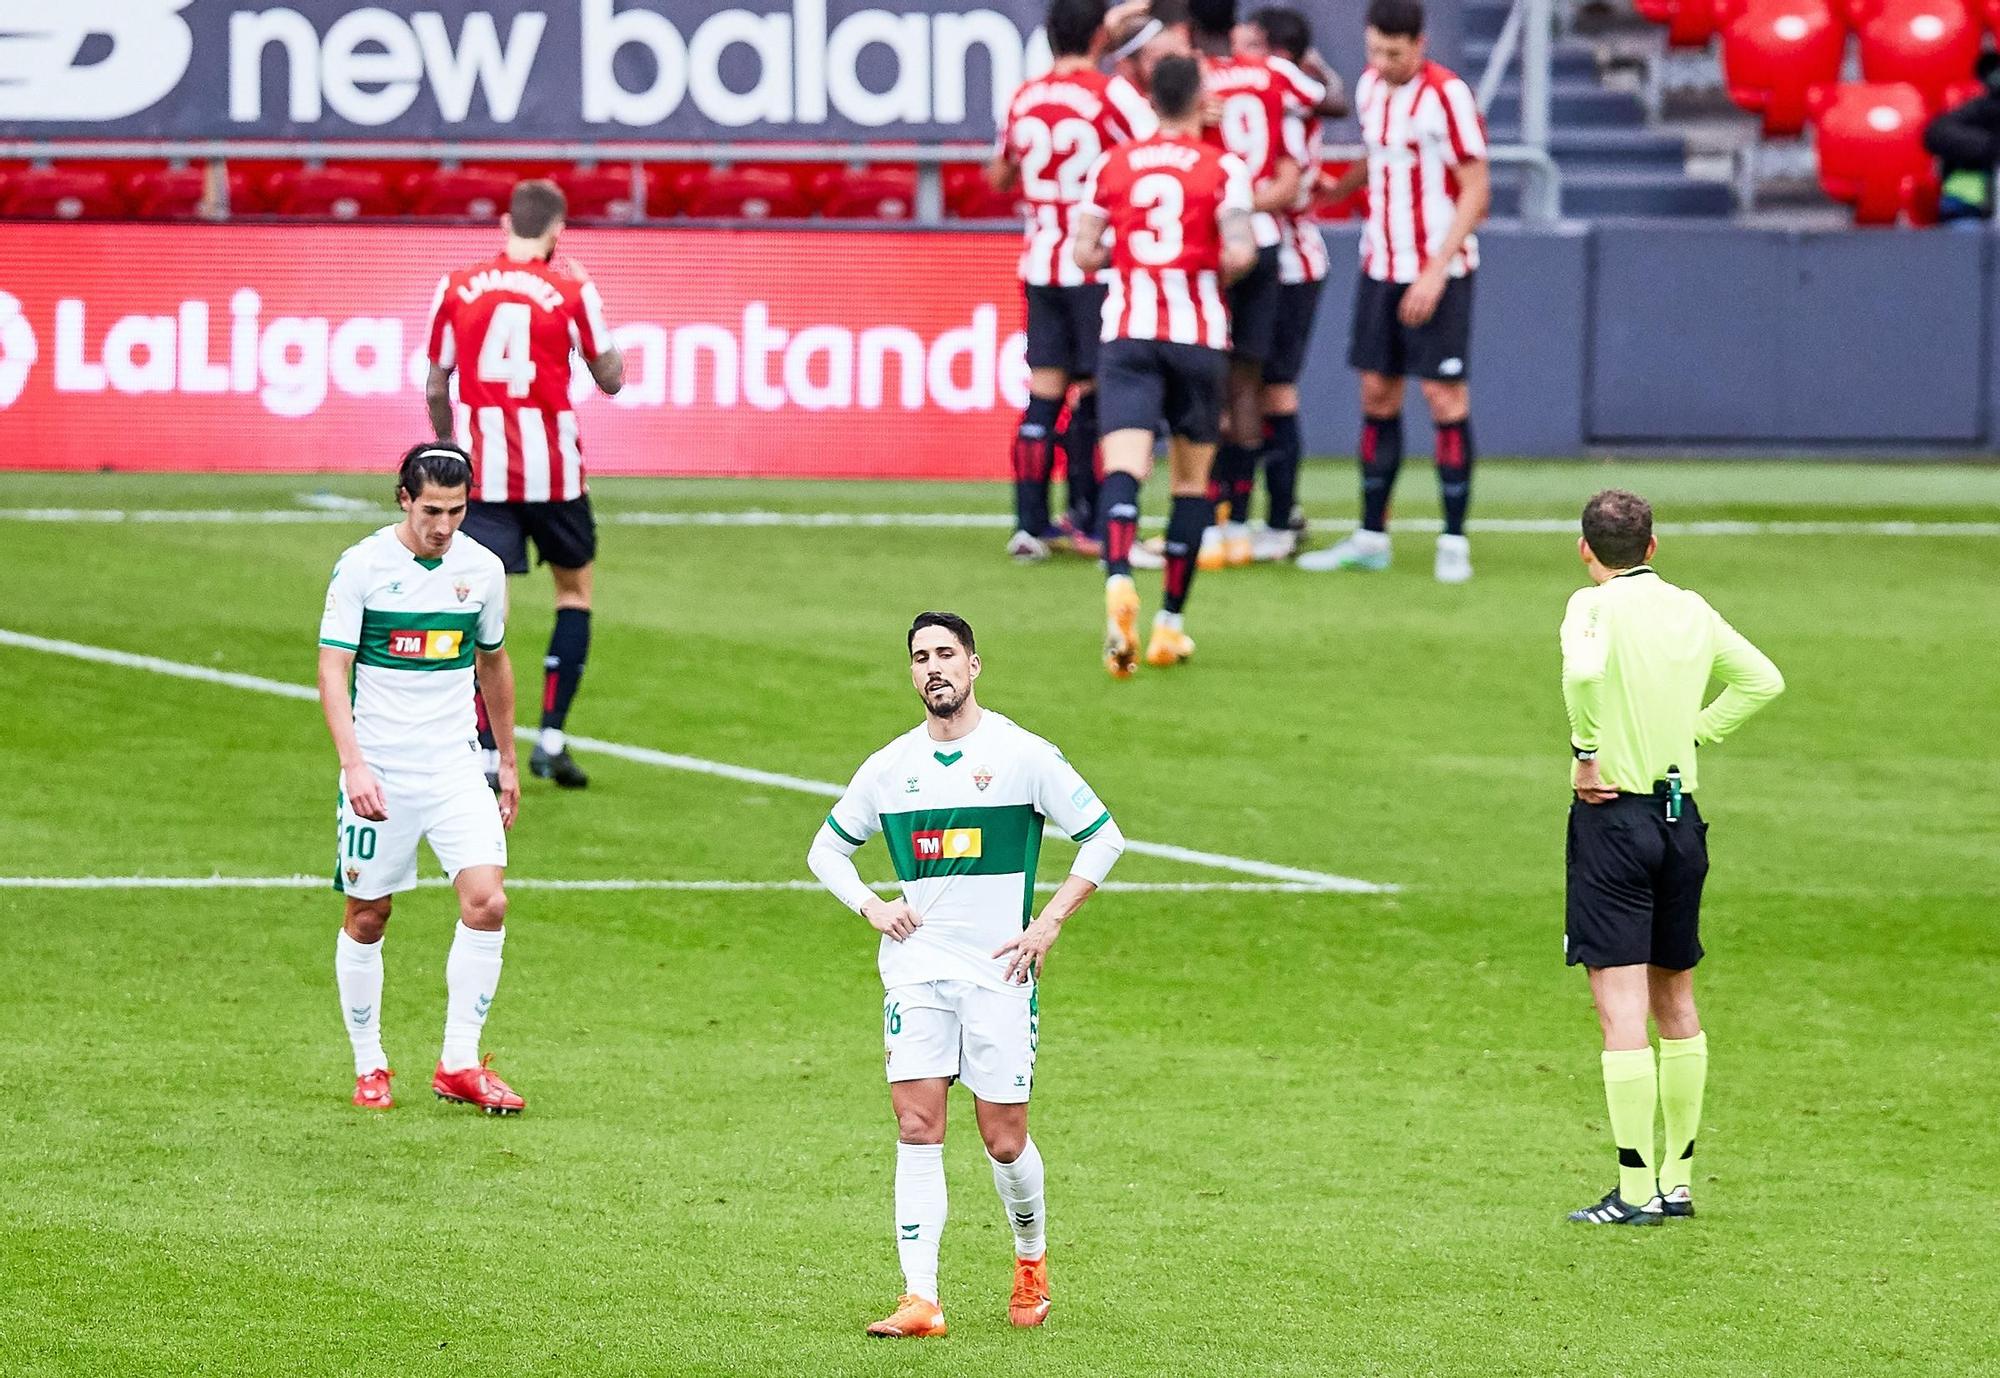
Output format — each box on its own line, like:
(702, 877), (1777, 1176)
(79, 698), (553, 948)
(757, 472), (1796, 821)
(1560, 566), (1785, 794)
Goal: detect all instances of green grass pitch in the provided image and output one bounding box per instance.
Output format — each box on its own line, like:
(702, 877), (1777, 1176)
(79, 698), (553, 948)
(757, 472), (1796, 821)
(0, 462), (1996, 1377)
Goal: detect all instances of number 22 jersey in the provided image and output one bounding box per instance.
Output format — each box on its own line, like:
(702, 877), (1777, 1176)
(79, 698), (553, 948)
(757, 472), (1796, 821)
(997, 68), (1157, 287)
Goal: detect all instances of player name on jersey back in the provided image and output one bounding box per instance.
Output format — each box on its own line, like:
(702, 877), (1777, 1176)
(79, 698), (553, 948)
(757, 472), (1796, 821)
(426, 253), (613, 504)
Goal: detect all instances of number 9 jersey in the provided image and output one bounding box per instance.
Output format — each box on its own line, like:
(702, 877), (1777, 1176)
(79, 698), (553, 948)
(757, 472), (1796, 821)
(426, 254), (614, 504)
(997, 69), (1158, 287)
(1078, 133), (1253, 349)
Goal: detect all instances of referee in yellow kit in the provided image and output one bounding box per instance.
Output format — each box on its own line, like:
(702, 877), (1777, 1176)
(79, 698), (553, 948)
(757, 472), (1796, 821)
(1559, 490), (1785, 1226)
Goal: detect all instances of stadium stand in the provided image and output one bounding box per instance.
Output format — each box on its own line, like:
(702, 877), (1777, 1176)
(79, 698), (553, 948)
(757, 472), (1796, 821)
(1815, 79), (1942, 220)
(1720, 0), (1849, 136)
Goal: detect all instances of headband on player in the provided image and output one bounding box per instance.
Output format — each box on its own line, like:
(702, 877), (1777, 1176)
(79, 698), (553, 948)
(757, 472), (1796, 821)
(1109, 17), (1165, 62)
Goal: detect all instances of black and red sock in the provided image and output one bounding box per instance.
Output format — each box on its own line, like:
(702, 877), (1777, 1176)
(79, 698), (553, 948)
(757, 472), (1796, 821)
(1435, 418), (1475, 536)
(1263, 413), (1301, 530)
(541, 607), (590, 735)
(1100, 470), (1141, 578)
(1062, 389), (1101, 534)
(1161, 495), (1212, 614)
(1359, 413), (1404, 533)
(1012, 395), (1062, 536)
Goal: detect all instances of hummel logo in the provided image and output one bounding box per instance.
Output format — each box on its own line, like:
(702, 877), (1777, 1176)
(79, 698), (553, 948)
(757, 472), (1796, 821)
(474, 994), (492, 1018)
(1012, 1212), (1036, 1227)
(349, 1004), (373, 1026)
(899, 1224), (921, 1241)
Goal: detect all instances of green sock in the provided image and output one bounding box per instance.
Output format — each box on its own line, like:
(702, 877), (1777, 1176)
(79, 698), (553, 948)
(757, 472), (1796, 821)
(1658, 1031), (1709, 1194)
(1601, 1047), (1658, 1204)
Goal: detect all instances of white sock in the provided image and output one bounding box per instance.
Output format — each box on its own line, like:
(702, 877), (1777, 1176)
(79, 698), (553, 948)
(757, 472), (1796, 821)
(988, 1138), (1046, 1262)
(441, 922), (504, 1071)
(540, 727), (565, 755)
(482, 748), (500, 775)
(335, 930), (386, 1076)
(895, 1141), (947, 1303)
(1154, 610), (1183, 632)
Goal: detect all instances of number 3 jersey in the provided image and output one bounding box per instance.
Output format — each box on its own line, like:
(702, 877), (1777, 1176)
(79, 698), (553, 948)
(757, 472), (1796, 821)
(319, 525), (508, 771)
(997, 68), (1158, 287)
(825, 711), (1116, 996)
(1078, 133), (1253, 348)
(425, 253), (614, 504)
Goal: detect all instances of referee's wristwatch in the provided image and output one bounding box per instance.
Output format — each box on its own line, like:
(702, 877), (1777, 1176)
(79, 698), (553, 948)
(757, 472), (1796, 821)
(1571, 745), (1597, 761)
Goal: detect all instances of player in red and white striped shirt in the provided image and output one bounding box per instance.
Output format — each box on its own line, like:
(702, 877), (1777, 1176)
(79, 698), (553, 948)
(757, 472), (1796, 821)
(425, 180), (626, 789)
(1188, 0), (1345, 570)
(1072, 55), (1255, 678)
(1298, 0), (1491, 585)
(991, 0), (1159, 561)
(1239, 5), (1332, 563)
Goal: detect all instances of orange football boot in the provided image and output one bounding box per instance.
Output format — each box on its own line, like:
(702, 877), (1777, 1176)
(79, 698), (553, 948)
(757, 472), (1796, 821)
(431, 1054), (525, 1115)
(866, 1294), (948, 1338)
(1196, 524), (1227, 571)
(1104, 578), (1140, 680)
(1144, 622), (1196, 668)
(352, 1068), (394, 1110)
(1009, 1255), (1051, 1328)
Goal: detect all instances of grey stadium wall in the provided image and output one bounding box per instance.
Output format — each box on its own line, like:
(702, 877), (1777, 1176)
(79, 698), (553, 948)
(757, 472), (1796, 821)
(1295, 224), (2000, 458)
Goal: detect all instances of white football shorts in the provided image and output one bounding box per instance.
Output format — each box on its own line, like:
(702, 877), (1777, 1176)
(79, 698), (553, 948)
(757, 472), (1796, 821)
(334, 751), (506, 900)
(882, 979), (1038, 1104)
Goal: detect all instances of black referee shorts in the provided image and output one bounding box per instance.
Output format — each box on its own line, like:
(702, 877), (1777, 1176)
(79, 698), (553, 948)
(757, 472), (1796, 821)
(1097, 337), (1229, 444)
(1565, 792), (1709, 971)
(1023, 283), (1108, 378)
(1346, 271), (1474, 382)
(460, 496), (597, 575)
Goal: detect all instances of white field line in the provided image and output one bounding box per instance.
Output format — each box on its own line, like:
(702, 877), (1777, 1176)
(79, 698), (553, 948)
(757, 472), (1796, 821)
(1, 508), (1997, 537)
(0, 875), (1343, 894)
(0, 628), (1392, 895)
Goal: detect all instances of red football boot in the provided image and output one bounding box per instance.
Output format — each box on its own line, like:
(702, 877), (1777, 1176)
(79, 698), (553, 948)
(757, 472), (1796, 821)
(431, 1055), (525, 1115)
(352, 1067), (394, 1110)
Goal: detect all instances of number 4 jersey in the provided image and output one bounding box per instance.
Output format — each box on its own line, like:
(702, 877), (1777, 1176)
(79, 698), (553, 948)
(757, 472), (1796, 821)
(998, 68), (1158, 287)
(426, 254), (615, 504)
(1078, 133), (1253, 349)
(319, 525), (508, 771)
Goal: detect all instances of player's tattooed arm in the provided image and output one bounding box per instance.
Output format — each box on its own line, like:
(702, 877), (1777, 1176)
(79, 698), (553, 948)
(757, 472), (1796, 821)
(425, 364), (455, 442)
(1303, 53), (1350, 117)
(587, 347), (626, 397)
(1219, 208), (1257, 283)
(1070, 210), (1111, 273)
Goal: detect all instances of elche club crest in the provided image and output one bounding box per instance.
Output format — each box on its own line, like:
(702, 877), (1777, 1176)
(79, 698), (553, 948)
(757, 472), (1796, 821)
(973, 766), (992, 792)
(346, 866), (360, 885)
(453, 578), (472, 603)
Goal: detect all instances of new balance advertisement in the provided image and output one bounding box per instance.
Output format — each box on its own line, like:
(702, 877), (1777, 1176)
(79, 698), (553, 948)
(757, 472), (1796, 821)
(0, 223), (1028, 477)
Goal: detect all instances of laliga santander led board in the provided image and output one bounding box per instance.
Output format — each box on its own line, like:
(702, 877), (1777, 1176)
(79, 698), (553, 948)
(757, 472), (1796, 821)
(0, 223), (1028, 479)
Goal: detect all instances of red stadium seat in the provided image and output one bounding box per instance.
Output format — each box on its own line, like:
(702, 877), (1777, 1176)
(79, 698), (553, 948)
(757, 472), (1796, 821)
(404, 166), (516, 220)
(1857, 0), (1981, 111)
(675, 165), (813, 219)
(127, 166), (215, 219)
(943, 162), (1024, 219)
(1814, 80), (1940, 222)
(266, 166), (402, 219)
(552, 164), (650, 221)
(0, 166), (125, 220)
(817, 165), (916, 220)
(1719, 0), (1849, 136)
(1636, 0), (1722, 47)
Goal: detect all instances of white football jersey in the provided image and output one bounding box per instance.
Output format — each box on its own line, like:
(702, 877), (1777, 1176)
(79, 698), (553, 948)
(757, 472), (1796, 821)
(319, 525), (508, 770)
(826, 711), (1114, 997)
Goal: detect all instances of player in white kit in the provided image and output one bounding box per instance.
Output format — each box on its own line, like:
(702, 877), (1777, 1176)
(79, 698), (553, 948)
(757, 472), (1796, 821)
(807, 612), (1126, 1338)
(316, 444), (526, 1115)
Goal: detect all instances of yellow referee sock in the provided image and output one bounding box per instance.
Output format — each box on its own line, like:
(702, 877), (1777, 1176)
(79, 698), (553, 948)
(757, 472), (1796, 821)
(1601, 1047), (1658, 1204)
(1658, 1031), (1709, 1194)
